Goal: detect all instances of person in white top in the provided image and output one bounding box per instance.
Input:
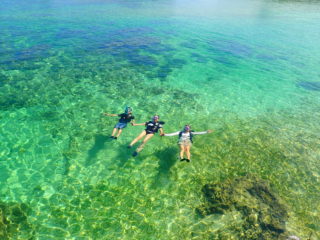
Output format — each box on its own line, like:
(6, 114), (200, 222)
(163, 124), (213, 162)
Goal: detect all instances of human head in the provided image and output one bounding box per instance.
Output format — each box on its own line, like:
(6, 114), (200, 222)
(125, 106), (132, 114)
(152, 115), (159, 122)
(184, 125), (191, 132)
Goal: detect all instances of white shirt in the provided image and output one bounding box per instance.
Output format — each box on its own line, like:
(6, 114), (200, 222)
(164, 130), (208, 141)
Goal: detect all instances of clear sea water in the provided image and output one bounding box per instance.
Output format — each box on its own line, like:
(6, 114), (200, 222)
(1, 0), (320, 239)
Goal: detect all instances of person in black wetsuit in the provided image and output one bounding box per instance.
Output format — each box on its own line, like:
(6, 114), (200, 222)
(128, 115), (164, 157)
(103, 106), (135, 139)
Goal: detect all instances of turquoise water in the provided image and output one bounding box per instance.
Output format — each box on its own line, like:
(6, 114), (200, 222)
(1, 0), (320, 239)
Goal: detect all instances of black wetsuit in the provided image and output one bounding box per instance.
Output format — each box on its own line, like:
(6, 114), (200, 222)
(145, 121), (163, 134)
(118, 113), (134, 123)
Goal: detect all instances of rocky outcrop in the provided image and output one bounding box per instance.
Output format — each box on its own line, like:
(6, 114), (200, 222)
(0, 201), (33, 240)
(197, 175), (288, 240)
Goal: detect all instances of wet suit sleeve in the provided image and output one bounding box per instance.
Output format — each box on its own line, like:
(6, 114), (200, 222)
(164, 131), (180, 137)
(192, 131), (209, 135)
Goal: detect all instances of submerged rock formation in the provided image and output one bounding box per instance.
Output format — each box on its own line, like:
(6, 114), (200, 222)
(197, 175), (288, 240)
(0, 201), (33, 240)
(297, 81), (320, 91)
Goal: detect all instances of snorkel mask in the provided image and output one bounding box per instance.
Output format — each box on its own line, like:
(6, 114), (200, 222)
(125, 106), (132, 114)
(153, 115), (159, 121)
(184, 125), (191, 131)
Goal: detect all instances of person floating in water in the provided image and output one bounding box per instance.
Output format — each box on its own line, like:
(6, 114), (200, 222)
(163, 125), (212, 162)
(128, 115), (165, 157)
(103, 106), (135, 139)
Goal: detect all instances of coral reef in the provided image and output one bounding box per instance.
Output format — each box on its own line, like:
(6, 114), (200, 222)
(0, 201), (34, 240)
(297, 81), (320, 91)
(197, 175), (288, 240)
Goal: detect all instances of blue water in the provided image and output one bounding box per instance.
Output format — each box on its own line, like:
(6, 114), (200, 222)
(1, 0), (320, 239)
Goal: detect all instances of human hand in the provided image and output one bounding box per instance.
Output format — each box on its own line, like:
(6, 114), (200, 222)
(160, 133), (165, 136)
(207, 130), (213, 133)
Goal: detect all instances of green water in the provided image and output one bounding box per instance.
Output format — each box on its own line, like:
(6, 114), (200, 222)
(1, 0), (320, 239)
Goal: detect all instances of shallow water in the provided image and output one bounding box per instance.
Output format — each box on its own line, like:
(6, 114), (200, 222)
(1, 0), (320, 239)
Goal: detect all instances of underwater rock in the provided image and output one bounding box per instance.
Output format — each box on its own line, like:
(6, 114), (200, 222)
(0, 44), (51, 70)
(297, 81), (320, 91)
(197, 175), (288, 240)
(214, 56), (236, 67)
(156, 65), (172, 80)
(180, 41), (198, 49)
(191, 53), (208, 63)
(0, 201), (34, 239)
(155, 58), (187, 81)
(128, 54), (158, 67)
(55, 29), (87, 39)
(14, 44), (51, 61)
(208, 39), (252, 58)
(0, 73), (9, 87)
(0, 96), (30, 111)
(107, 27), (154, 38)
(100, 36), (161, 51)
(256, 54), (278, 61)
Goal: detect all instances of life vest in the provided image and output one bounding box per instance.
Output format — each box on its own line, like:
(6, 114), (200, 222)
(179, 131), (194, 143)
(145, 121), (164, 133)
(119, 113), (134, 123)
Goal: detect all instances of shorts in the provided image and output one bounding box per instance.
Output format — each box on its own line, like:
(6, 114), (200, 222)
(115, 122), (127, 129)
(145, 130), (155, 135)
(178, 139), (192, 147)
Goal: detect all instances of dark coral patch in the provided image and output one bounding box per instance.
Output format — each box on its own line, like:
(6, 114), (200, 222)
(0, 44), (51, 71)
(156, 65), (172, 80)
(107, 27), (154, 38)
(197, 175), (288, 240)
(191, 53), (208, 63)
(128, 54), (158, 67)
(55, 29), (87, 39)
(0, 95), (31, 111)
(208, 39), (253, 58)
(0, 201), (34, 240)
(102, 35), (160, 48)
(297, 81), (320, 91)
(14, 44), (51, 61)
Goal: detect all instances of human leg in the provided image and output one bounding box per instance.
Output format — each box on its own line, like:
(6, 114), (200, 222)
(116, 129), (123, 138)
(185, 146), (191, 162)
(129, 131), (146, 147)
(111, 128), (118, 137)
(179, 145), (185, 160)
(136, 134), (154, 153)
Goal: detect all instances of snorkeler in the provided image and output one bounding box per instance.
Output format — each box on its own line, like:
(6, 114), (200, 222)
(103, 106), (135, 139)
(128, 115), (165, 157)
(163, 125), (213, 162)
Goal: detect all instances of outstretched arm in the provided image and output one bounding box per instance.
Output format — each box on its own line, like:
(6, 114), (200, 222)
(193, 130), (213, 135)
(159, 128), (164, 136)
(163, 131), (180, 137)
(103, 113), (118, 117)
(132, 122), (146, 126)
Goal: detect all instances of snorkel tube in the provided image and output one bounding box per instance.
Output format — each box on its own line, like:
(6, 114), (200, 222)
(125, 106), (132, 114)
